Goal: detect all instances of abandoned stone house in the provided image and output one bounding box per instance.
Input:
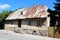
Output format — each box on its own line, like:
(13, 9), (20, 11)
(5, 5), (50, 36)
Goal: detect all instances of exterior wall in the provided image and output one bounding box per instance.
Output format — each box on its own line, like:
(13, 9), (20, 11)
(21, 18), (48, 30)
(5, 18), (49, 36)
(15, 18), (48, 36)
(5, 20), (18, 31)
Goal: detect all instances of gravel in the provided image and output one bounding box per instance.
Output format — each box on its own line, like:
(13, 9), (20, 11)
(0, 30), (60, 40)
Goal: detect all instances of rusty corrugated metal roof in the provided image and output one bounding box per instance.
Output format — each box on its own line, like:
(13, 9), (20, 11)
(6, 5), (49, 20)
(24, 5), (48, 18)
(6, 8), (26, 20)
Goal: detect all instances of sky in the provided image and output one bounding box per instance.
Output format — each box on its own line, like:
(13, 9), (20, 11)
(0, 0), (56, 12)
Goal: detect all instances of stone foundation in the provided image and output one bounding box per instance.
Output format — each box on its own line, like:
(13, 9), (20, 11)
(14, 27), (48, 36)
(5, 26), (16, 31)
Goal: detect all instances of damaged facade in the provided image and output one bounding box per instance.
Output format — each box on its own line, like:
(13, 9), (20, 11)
(5, 5), (50, 36)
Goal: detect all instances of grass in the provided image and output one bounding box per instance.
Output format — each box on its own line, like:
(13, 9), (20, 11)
(48, 27), (55, 37)
(48, 27), (60, 38)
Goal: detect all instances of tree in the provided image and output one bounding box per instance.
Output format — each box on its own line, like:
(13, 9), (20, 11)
(0, 10), (13, 29)
(48, 9), (56, 27)
(53, 0), (60, 38)
(48, 0), (60, 38)
(48, 0), (60, 27)
(54, 0), (60, 26)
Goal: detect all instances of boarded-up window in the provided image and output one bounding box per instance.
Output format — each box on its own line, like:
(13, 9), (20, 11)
(37, 18), (46, 27)
(37, 20), (41, 26)
(11, 22), (14, 24)
(5, 21), (10, 24)
(28, 20), (31, 25)
(41, 18), (46, 26)
(6, 20), (14, 24)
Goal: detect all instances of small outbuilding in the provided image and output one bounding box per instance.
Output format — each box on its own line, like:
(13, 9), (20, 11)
(5, 5), (50, 36)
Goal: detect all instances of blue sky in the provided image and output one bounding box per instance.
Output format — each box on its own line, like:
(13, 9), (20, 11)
(0, 0), (56, 12)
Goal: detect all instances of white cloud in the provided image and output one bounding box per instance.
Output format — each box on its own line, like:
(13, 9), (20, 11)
(0, 4), (11, 10)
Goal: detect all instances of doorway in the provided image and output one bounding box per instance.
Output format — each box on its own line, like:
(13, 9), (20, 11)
(18, 20), (21, 27)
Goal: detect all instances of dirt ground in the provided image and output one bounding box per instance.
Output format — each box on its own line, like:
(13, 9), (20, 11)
(0, 30), (60, 40)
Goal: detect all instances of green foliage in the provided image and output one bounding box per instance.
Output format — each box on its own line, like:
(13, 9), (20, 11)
(0, 10), (13, 29)
(48, 0), (60, 38)
(48, 0), (60, 27)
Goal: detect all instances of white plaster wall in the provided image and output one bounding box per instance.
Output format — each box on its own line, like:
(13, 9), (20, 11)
(47, 17), (50, 27)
